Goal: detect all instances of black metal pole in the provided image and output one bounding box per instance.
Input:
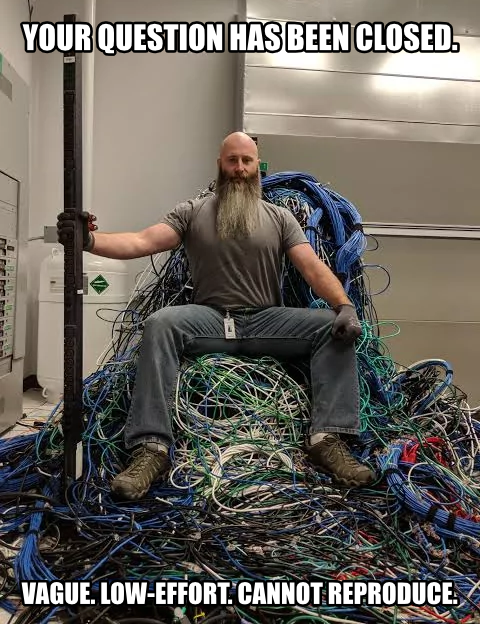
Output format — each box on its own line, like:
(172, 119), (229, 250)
(63, 14), (84, 487)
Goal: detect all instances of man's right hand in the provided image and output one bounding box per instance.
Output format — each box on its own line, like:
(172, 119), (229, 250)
(57, 211), (97, 250)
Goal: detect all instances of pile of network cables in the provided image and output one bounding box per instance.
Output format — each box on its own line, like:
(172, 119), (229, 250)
(0, 172), (479, 624)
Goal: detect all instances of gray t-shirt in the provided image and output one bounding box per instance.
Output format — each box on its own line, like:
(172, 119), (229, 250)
(161, 195), (308, 309)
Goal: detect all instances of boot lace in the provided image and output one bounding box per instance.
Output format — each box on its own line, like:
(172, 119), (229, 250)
(125, 447), (158, 478)
(324, 436), (361, 468)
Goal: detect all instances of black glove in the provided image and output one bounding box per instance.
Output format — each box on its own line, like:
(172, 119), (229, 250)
(57, 211), (97, 250)
(331, 304), (362, 344)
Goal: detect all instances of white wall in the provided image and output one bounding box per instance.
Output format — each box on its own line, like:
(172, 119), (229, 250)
(0, 0), (32, 85)
(26, 0), (238, 377)
(93, 0), (238, 232)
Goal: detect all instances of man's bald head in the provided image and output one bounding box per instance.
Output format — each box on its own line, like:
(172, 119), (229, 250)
(219, 132), (259, 160)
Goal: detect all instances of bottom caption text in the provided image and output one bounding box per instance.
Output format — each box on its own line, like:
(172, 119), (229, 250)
(20, 579), (460, 607)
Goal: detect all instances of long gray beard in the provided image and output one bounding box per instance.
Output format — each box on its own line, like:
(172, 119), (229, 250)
(215, 169), (261, 240)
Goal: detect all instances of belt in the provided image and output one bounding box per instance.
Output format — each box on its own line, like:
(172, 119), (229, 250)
(208, 305), (272, 315)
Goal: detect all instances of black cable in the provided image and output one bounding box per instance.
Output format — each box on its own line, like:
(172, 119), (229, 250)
(116, 619), (169, 624)
(0, 492), (57, 504)
(63, 604), (113, 623)
(202, 615), (238, 624)
(150, 254), (160, 276)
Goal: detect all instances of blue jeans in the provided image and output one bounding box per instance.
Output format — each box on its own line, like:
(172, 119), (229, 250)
(124, 305), (360, 449)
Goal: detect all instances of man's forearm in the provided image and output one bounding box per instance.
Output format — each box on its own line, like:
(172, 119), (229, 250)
(89, 231), (147, 260)
(305, 263), (352, 309)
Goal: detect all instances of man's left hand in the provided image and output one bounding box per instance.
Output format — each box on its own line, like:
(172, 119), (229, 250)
(331, 304), (362, 344)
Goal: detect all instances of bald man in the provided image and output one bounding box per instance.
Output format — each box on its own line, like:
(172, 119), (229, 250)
(57, 131), (376, 500)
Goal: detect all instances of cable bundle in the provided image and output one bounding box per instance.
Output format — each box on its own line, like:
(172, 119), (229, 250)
(263, 172), (368, 315)
(0, 172), (479, 623)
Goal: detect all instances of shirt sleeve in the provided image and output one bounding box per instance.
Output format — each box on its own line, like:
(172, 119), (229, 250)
(159, 200), (194, 238)
(282, 209), (309, 251)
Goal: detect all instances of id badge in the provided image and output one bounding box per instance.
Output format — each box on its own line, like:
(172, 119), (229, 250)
(224, 316), (236, 339)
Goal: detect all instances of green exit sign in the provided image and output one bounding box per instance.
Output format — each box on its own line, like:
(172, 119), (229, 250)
(260, 161), (268, 172)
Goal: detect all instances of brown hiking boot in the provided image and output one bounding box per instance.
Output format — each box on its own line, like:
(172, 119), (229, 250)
(111, 444), (171, 500)
(308, 434), (375, 487)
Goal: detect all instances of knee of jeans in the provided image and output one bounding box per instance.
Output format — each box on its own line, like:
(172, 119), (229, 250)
(144, 307), (178, 332)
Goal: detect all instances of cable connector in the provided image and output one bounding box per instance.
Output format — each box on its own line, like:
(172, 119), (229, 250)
(173, 607), (191, 624)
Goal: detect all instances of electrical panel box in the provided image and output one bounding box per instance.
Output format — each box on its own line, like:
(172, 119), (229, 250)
(0, 53), (29, 433)
(0, 173), (18, 375)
